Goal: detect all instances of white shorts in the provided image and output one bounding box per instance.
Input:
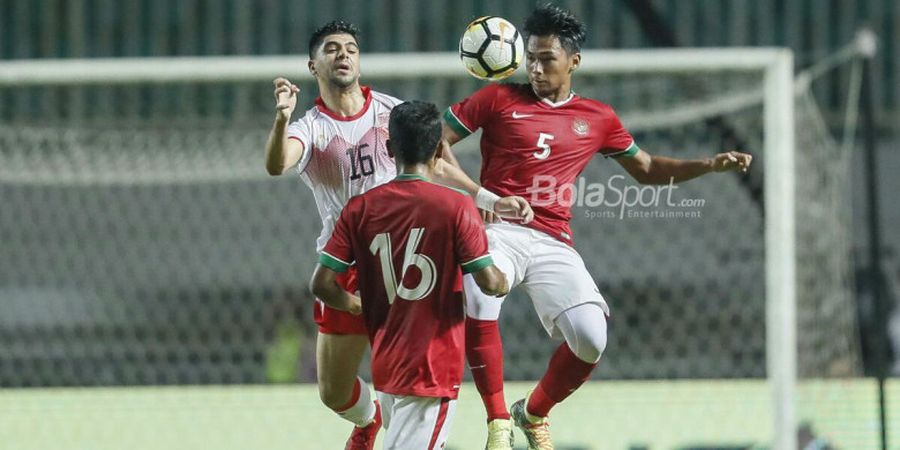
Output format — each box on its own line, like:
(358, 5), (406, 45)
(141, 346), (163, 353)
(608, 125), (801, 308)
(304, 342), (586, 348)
(375, 392), (457, 450)
(463, 222), (609, 338)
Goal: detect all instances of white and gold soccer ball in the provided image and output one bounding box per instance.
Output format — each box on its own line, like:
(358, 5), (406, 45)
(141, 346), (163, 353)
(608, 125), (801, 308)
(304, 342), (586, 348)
(458, 16), (524, 81)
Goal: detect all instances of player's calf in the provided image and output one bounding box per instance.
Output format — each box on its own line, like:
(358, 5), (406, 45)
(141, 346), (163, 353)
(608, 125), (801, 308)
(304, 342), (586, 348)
(331, 377), (378, 426)
(526, 304), (606, 418)
(333, 378), (380, 450)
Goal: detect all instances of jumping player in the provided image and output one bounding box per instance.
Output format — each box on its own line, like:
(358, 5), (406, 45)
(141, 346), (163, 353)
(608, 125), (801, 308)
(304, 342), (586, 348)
(440, 6), (753, 449)
(264, 20), (395, 448)
(264, 20), (531, 449)
(310, 100), (510, 449)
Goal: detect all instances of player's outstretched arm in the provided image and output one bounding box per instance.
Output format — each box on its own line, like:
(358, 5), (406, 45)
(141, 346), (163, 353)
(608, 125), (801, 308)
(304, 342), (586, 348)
(265, 77), (305, 175)
(616, 148), (753, 185)
(433, 123), (478, 190)
(433, 141), (534, 223)
(433, 152), (480, 195)
(310, 264), (362, 315)
(434, 159), (534, 223)
(437, 122), (465, 170)
(471, 265), (509, 297)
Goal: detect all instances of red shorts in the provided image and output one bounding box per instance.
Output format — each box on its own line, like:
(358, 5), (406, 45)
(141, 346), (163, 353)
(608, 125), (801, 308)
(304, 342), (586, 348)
(313, 266), (367, 335)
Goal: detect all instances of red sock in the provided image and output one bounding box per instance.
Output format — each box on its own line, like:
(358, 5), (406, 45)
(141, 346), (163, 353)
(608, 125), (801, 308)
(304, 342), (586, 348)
(466, 318), (510, 421)
(527, 343), (597, 418)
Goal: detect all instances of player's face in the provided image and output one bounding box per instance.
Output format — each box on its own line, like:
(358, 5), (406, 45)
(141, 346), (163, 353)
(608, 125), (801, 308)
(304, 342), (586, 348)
(525, 35), (579, 99)
(310, 33), (361, 89)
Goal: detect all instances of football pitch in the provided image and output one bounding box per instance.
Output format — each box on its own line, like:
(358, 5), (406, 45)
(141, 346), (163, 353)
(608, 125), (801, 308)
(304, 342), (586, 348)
(2, 379), (895, 449)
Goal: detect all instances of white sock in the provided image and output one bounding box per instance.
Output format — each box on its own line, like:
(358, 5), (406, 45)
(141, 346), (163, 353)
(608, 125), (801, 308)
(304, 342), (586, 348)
(335, 377), (377, 428)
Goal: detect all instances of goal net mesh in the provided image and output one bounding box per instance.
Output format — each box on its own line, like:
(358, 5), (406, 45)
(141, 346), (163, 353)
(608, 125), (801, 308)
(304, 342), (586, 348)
(0, 52), (863, 446)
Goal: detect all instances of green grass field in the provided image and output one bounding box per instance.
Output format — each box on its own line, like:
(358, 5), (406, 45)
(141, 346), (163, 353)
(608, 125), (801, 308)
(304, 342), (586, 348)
(2, 379), (895, 449)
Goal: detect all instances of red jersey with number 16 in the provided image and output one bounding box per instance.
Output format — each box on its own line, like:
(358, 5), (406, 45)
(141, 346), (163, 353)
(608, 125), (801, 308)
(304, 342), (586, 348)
(444, 83), (638, 246)
(319, 174), (493, 399)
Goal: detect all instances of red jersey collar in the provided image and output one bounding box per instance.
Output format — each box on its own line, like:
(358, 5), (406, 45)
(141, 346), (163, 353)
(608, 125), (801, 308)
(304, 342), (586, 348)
(540, 92), (575, 107)
(314, 85), (373, 121)
(528, 85), (576, 108)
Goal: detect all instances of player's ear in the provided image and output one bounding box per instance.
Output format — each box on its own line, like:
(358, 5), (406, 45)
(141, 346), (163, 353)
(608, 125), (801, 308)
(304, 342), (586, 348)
(569, 53), (581, 73)
(308, 60), (317, 77)
(386, 139), (394, 158)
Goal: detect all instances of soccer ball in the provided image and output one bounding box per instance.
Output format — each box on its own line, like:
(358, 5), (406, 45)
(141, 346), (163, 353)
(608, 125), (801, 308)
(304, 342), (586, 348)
(459, 16), (524, 81)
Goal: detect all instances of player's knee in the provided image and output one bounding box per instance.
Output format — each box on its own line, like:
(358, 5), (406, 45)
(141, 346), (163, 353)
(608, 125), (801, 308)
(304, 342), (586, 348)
(318, 380), (351, 410)
(558, 304), (608, 363)
(575, 329), (607, 363)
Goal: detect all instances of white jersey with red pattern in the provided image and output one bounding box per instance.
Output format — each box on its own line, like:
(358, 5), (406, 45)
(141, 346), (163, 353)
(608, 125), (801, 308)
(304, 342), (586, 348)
(444, 83), (638, 246)
(287, 86), (402, 252)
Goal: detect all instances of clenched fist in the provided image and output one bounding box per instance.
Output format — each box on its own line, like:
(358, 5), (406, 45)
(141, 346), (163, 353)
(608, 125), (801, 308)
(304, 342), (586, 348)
(711, 151), (753, 173)
(273, 77), (300, 122)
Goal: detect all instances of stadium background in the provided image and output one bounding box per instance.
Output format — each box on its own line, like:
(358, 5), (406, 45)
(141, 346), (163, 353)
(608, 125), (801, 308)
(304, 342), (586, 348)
(1, 0), (898, 449)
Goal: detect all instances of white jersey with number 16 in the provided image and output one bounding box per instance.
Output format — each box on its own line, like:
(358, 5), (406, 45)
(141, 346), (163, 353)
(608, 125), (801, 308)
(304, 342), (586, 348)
(287, 86), (402, 252)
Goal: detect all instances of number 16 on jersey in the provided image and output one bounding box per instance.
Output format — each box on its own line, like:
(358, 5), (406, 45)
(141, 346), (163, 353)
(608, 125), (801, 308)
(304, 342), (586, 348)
(347, 143), (375, 180)
(369, 228), (436, 302)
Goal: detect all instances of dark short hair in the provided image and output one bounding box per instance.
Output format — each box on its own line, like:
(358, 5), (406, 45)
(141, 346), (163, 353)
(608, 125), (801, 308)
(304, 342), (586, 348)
(308, 20), (360, 59)
(523, 4), (586, 54)
(388, 101), (442, 165)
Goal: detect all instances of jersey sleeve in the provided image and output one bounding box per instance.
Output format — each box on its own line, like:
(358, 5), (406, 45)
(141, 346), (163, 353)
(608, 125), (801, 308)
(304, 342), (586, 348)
(599, 107), (640, 159)
(454, 197), (493, 274)
(319, 199), (357, 273)
(382, 92), (405, 108)
(443, 83), (501, 139)
(286, 116), (315, 173)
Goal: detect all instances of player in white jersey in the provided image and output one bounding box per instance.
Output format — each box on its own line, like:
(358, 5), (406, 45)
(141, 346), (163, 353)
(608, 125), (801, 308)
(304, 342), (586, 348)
(264, 21), (389, 449)
(263, 20), (533, 450)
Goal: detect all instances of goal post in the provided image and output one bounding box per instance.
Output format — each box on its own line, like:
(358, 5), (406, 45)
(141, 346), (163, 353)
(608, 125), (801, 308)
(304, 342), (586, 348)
(763, 50), (797, 450)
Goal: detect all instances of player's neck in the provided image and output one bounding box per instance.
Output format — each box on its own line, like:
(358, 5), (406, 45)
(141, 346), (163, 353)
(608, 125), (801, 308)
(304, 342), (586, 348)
(319, 83), (366, 117)
(534, 84), (572, 104)
(398, 164), (434, 181)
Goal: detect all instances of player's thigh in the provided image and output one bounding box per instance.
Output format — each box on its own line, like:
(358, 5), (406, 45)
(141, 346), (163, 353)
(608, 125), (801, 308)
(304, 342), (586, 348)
(463, 225), (527, 320)
(463, 249), (517, 320)
(315, 332), (368, 396)
(521, 240), (609, 338)
(376, 392), (457, 450)
(312, 267), (368, 335)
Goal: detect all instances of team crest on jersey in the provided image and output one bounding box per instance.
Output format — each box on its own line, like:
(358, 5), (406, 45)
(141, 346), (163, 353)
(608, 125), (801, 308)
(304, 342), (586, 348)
(572, 118), (589, 136)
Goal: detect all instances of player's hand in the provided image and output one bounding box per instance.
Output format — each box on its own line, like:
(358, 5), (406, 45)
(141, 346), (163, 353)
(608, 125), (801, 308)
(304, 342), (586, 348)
(494, 196), (534, 224)
(712, 151), (752, 173)
(493, 274), (509, 297)
(273, 77), (299, 122)
(345, 294), (362, 316)
(480, 209), (500, 224)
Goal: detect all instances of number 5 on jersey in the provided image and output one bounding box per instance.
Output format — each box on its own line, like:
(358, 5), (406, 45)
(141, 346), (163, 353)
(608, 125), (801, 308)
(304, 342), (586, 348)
(534, 132), (554, 160)
(369, 228), (436, 302)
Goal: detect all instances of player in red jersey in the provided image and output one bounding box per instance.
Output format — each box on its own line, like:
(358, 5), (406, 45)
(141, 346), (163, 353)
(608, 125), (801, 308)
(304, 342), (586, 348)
(265, 21), (531, 450)
(310, 100), (511, 449)
(440, 6), (754, 449)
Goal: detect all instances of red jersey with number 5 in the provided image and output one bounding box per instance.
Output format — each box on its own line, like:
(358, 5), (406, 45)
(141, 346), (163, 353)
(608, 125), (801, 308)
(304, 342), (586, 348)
(319, 174), (493, 398)
(444, 83), (638, 245)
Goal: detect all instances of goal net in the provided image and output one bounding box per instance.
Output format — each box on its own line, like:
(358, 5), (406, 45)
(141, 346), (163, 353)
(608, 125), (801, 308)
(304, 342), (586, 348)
(0, 44), (867, 449)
